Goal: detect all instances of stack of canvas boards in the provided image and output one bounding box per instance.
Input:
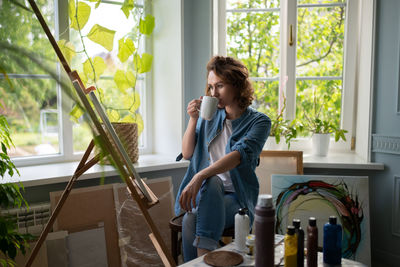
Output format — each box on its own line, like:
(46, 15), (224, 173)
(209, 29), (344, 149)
(14, 177), (174, 267)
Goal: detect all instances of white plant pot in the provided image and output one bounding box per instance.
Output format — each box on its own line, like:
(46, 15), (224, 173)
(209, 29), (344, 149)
(264, 136), (284, 150)
(312, 133), (330, 156)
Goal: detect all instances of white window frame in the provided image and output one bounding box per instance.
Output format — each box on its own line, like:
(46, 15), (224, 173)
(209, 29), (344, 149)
(7, 0), (151, 167)
(214, 0), (363, 154)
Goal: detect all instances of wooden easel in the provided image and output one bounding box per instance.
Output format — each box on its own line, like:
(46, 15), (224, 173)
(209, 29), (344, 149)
(24, 1), (176, 266)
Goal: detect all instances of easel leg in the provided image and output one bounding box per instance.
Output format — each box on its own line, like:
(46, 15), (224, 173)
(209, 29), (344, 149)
(149, 233), (174, 267)
(24, 141), (99, 267)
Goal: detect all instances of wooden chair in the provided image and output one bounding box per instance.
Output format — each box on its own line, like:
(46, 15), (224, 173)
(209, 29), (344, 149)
(255, 150), (303, 195)
(169, 213), (234, 264)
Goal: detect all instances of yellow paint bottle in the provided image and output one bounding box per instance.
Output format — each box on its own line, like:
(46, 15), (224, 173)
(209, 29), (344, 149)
(284, 225), (297, 267)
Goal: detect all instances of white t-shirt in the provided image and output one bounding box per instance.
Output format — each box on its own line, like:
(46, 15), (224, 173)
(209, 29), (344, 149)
(209, 119), (235, 192)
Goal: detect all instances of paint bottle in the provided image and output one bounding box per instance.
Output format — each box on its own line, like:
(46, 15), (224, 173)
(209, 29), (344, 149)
(284, 225), (297, 267)
(323, 216), (342, 265)
(235, 208), (250, 252)
(292, 219), (304, 267)
(245, 234), (255, 258)
(306, 217), (318, 267)
(255, 194), (275, 267)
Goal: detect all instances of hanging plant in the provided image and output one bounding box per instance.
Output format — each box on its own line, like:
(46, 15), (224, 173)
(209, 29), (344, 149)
(61, 0), (155, 136)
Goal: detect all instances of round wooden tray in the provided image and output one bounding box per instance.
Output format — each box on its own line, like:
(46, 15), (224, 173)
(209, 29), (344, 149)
(203, 250), (243, 267)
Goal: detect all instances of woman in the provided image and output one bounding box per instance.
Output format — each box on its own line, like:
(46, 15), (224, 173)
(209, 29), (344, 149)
(174, 56), (271, 262)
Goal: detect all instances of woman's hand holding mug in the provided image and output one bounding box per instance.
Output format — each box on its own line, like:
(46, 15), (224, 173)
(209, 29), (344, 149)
(187, 96), (218, 121)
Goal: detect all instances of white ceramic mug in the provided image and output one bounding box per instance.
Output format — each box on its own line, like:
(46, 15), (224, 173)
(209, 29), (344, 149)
(200, 96), (218, 120)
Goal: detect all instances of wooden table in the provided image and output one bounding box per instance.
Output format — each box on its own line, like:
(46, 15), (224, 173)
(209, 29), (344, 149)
(178, 236), (367, 267)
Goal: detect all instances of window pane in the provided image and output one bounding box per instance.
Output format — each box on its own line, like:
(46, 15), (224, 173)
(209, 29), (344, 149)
(298, 0), (344, 5)
(252, 80), (280, 117)
(0, 0), (59, 158)
(0, 78), (60, 157)
(227, 0), (280, 9)
(226, 1), (280, 120)
(296, 2), (345, 134)
(0, 0), (56, 75)
(227, 11), (280, 78)
(73, 123), (93, 152)
(296, 4), (345, 77)
(296, 79), (342, 135)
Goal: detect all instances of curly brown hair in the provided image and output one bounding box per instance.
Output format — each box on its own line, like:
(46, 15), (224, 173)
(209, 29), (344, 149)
(205, 56), (254, 109)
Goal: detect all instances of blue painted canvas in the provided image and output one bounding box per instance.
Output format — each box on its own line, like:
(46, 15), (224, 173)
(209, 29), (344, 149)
(271, 174), (371, 265)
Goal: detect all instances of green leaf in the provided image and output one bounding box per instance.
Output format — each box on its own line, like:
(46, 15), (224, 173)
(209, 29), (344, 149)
(87, 24), (116, 51)
(69, 0), (91, 30)
(138, 53), (153, 73)
(139, 14), (155, 36)
(93, 56), (106, 77)
(70, 105), (84, 123)
(120, 115), (135, 123)
(121, 0), (134, 19)
(133, 113), (144, 135)
(87, 0), (101, 8)
(117, 37), (135, 63)
(8, 243), (16, 259)
(107, 109), (120, 122)
(83, 56), (106, 81)
(114, 70), (136, 92)
(77, 71), (88, 87)
(57, 39), (76, 65)
(126, 91), (140, 113)
(121, 113), (143, 135)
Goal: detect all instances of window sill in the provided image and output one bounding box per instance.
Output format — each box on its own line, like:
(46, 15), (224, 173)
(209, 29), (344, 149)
(2, 151), (383, 188)
(2, 154), (190, 188)
(303, 151), (384, 170)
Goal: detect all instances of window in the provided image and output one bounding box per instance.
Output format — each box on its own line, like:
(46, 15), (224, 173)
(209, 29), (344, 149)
(217, 0), (357, 152)
(0, 0), (59, 162)
(0, 0), (151, 166)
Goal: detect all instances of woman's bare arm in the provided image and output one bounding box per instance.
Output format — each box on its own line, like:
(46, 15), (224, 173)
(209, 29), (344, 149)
(182, 118), (197, 159)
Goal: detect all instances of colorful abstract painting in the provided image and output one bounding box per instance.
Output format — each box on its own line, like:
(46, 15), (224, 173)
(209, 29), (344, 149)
(271, 174), (370, 265)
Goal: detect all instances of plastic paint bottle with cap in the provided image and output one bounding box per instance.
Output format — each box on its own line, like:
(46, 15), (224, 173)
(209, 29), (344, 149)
(235, 208), (250, 252)
(306, 217), (318, 267)
(292, 219), (304, 267)
(255, 194), (275, 267)
(323, 216), (342, 265)
(284, 225), (297, 267)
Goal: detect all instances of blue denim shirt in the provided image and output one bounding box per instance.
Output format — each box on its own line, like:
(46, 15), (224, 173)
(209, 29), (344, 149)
(175, 107), (271, 223)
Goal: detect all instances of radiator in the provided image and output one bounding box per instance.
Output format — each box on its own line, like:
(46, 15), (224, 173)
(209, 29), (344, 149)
(2, 202), (51, 235)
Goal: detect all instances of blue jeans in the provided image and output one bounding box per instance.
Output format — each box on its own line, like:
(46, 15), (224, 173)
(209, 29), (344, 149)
(181, 176), (241, 262)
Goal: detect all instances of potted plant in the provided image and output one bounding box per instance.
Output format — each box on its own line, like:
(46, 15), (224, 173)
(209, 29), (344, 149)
(301, 95), (347, 156)
(65, 1), (155, 162)
(268, 98), (300, 150)
(267, 77), (301, 150)
(0, 111), (33, 266)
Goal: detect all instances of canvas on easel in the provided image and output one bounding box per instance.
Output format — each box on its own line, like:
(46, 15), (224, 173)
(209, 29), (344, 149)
(24, 1), (175, 266)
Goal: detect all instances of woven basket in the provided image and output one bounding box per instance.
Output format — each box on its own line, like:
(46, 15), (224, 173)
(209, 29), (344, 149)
(102, 122), (139, 164)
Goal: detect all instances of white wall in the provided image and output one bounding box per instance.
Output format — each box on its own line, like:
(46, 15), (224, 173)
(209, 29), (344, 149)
(152, 0), (184, 156)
